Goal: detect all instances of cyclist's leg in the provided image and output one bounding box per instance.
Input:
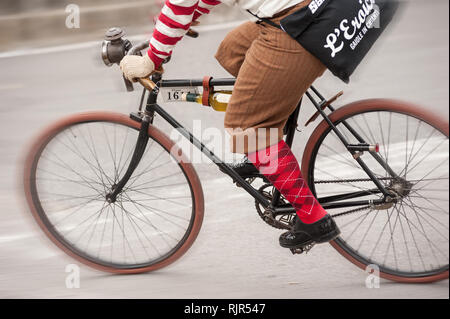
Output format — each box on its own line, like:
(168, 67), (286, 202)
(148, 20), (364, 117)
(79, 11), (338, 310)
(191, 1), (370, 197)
(223, 3), (337, 234)
(223, 22), (326, 154)
(215, 21), (259, 78)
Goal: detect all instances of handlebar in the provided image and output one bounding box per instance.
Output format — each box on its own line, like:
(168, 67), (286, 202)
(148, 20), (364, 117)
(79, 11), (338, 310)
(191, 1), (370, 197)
(106, 27), (199, 92)
(123, 40), (151, 91)
(127, 40), (150, 56)
(125, 42), (160, 92)
(137, 77), (157, 91)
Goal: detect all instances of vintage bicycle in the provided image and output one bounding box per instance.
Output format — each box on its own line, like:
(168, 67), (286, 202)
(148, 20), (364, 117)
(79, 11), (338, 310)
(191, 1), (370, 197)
(23, 28), (449, 283)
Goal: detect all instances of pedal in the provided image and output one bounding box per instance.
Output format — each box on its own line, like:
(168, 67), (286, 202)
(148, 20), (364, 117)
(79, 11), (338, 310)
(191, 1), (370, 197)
(290, 243), (315, 255)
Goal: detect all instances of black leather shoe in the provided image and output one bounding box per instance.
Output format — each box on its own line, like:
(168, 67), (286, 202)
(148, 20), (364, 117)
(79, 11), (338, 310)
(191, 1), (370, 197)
(279, 214), (340, 249)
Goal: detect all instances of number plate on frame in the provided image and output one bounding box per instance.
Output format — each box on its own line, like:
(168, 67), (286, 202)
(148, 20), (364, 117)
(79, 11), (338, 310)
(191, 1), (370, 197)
(161, 87), (199, 102)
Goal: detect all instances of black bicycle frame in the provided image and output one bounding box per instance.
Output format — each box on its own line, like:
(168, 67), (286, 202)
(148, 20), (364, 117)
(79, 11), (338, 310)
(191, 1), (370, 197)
(113, 75), (397, 214)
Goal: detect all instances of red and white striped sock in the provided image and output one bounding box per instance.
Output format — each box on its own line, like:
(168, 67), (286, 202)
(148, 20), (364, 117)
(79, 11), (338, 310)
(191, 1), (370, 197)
(247, 140), (328, 224)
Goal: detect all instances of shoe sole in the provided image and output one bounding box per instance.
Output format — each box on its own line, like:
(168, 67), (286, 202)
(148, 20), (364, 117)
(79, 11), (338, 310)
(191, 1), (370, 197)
(279, 229), (341, 249)
(279, 238), (314, 249)
(314, 229), (341, 244)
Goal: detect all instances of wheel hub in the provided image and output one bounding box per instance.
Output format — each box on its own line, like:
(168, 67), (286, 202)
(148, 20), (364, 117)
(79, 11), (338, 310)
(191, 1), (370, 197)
(106, 184), (118, 203)
(372, 178), (414, 211)
(388, 178), (414, 198)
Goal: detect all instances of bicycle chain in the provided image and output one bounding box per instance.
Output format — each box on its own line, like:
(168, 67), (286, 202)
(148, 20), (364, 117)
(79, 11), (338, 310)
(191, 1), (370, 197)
(316, 178), (393, 218)
(315, 177), (394, 184)
(254, 175), (388, 226)
(331, 205), (372, 219)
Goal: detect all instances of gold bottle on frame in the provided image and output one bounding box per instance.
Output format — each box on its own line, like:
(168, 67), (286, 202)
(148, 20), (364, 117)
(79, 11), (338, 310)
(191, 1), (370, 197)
(182, 90), (232, 112)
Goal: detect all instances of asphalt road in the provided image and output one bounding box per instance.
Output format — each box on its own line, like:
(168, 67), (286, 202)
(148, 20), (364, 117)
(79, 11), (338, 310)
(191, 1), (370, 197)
(0, 1), (448, 298)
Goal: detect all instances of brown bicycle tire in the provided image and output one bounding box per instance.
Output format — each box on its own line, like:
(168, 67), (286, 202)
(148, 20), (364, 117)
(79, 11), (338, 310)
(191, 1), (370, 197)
(301, 99), (449, 283)
(24, 112), (204, 274)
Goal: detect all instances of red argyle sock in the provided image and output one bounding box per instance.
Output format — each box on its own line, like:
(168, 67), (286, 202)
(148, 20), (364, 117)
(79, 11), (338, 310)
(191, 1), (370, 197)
(247, 140), (328, 224)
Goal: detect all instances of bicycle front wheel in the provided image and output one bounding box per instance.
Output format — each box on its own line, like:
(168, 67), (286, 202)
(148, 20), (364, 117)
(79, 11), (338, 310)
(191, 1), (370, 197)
(302, 99), (449, 283)
(24, 112), (204, 274)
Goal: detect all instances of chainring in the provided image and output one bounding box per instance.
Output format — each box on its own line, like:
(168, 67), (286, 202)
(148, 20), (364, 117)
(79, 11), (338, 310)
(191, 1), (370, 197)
(255, 183), (296, 230)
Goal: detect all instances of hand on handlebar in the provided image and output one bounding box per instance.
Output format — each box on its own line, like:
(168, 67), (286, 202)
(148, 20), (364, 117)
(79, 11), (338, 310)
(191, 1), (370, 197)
(120, 54), (155, 82)
(118, 25), (197, 89)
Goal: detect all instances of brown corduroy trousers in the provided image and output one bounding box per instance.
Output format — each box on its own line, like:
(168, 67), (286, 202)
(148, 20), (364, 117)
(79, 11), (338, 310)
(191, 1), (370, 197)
(215, 0), (327, 154)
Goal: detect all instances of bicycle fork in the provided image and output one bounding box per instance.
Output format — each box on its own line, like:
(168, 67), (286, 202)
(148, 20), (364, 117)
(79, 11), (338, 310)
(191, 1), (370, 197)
(106, 114), (150, 203)
(106, 74), (160, 203)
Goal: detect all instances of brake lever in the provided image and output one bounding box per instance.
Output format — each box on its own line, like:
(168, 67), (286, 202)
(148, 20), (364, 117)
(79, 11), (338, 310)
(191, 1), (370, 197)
(123, 39), (166, 91)
(124, 41), (149, 92)
(123, 76), (134, 92)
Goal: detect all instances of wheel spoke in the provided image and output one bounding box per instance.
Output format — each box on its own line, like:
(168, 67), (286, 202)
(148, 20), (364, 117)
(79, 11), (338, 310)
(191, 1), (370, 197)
(397, 204), (448, 260)
(116, 201), (160, 259)
(31, 119), (196, 269)
(311, 109), (448, 277)
(378, 209), (396, 269)
(394, 203), (427, 271)
(355, 209), (380, 252)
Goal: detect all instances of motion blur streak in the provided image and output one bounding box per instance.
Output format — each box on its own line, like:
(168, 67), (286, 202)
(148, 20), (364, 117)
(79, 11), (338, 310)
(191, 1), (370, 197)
(0, 0), (448, 298)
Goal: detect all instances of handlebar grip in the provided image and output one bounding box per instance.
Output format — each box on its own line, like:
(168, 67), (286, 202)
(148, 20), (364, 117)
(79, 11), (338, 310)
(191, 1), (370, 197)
(186, 28), (199, 38)
(138, 78), (157, 91)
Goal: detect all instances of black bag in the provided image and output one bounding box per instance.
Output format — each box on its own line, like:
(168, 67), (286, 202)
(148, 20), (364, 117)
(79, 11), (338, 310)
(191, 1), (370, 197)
(279, 0), (400, 83)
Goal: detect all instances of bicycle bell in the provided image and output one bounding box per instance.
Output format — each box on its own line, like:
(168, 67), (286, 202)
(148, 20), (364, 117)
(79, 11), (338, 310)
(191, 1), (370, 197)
(101, 27), (132, 66)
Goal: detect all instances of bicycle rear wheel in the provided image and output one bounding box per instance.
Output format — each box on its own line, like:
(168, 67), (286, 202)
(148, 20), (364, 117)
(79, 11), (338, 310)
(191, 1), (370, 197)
(302, 99), (449, 283)
(24, 112), (204, 274)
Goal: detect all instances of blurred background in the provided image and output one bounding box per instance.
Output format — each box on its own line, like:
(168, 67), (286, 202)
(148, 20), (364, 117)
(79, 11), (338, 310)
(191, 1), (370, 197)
(0, 0), (448, 298)
(0, 0), (245, 51)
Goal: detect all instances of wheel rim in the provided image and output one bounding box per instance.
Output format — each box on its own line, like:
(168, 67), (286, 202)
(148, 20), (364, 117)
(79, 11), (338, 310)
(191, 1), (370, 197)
(29, 119), (197, 269)
(309, 109), (449, 278)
